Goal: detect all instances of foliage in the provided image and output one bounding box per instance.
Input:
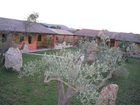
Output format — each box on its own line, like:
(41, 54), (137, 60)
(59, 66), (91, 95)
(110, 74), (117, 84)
(126, 43), (139, 52)
(119, 41), (139, 53)
(25, 12), (39, 33)
(27, 12), (39, 23)
(1, 52), (140, 105)
(19, 34), (124, 105)
(120, 42), (139, 62)
(110, 58), (140, 105)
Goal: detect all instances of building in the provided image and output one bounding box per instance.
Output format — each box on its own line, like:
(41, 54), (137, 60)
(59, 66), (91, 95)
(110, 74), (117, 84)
(0, 17), (75, 51)
(74, 29), (140, 48)
(0, 17), (140, 52)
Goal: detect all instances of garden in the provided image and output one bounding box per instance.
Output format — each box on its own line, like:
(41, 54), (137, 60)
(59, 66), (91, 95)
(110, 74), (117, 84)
(0, 36), (140, 105)
(0, 53), (140, 105)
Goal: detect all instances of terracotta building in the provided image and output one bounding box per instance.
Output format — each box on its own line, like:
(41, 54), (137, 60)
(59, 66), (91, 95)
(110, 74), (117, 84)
(74, 29), (140, 48)
(0, 17), (76, 51)
(0, 17), (140, 52)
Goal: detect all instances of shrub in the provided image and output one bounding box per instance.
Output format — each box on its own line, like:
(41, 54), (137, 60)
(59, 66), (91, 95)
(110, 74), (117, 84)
(19, 33), (125, 105)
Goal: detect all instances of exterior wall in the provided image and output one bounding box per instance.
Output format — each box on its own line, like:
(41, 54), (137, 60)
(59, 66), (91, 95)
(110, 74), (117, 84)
(138, 44), (140, 53)
(0, 33), (4, 48)
(138, 44), (140, 49)
(16, 33), (37, 50)
(56, 35), (64, 43)
(14, 33), (86, 50)
(0, 32), (14, 49)
(110, 39), (115, 47)
(55, 35), (80, 46)
(42, 34), (48, 47)
(46, 35), (53, 48)
(27, 34), (37, 50)
(55, 35), (74, 43)
(14, 33), (19, 44)
(114, 40), (120, 48)
(37, 34), (48, 48)
(65, 35), (74, 43)
(73, 36), (79, 46)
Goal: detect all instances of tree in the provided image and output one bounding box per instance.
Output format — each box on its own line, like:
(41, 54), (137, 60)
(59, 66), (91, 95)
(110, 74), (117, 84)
(27, 12), (39, 23)
(19, 33), (124, 105)
(119, 41), (139, 62)
(24, 12), (39, 34)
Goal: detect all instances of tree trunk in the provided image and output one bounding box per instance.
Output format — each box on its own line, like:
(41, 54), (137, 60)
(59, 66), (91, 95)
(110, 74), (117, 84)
(64, 87), (75, 105)
(56, 81), (75, 105)
(57, 81), (65, 105)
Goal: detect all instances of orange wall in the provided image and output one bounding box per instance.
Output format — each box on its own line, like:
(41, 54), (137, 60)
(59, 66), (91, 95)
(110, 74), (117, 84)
(37, 34), (48, 48)
(15, 33), (81, 50)
(55, 35), (78, 44)
(138, 44), (140, 49)
(26, 34), (37, 50)
(56, 35), (64, 43)
(65, 35), (74, 43)
(16, 33), (37, 50)
(42, 34), (47, 47)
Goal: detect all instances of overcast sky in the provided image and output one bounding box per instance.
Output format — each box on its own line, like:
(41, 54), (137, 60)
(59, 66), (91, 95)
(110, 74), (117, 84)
(0, 0), (140, 33)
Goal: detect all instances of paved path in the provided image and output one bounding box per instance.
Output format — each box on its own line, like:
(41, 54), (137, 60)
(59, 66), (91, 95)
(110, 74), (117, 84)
(27, 48), (50, 53)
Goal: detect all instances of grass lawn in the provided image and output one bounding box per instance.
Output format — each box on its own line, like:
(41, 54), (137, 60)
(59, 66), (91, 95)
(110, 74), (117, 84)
(33, 47), (78, 55)
(0, 52), (140, 105)
(110, 58), (140, 105)
(0, 53), (80, 105)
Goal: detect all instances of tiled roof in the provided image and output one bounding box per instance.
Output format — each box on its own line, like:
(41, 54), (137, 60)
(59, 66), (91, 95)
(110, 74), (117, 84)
(116, 33), (140, 43)
(0, 17), (55, 34)
(74, 29), (99, 37)
(0, 17), (140, 43)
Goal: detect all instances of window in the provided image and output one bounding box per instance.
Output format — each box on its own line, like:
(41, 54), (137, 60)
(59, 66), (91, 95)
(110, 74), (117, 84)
(110, 39), (115, 47)
(19, 33), (24, 42)
(28, 34), (32, 44)
(89, 37), (94, 41)
(2, 34), (7, 43)
(56, 36), (58, 41)
(37, 34), (42, 41)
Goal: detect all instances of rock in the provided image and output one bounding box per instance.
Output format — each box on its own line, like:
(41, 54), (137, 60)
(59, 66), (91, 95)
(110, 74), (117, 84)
(5, 47), (22, 72)
(96, 84), (119, 105)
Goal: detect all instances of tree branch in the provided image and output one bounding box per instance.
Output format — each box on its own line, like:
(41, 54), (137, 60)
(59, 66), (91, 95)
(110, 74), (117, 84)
(97, 70), (115, 90)
(63, 86), (75, 105)
(56, 81), (65, 105)
(44, 78), (77, 91)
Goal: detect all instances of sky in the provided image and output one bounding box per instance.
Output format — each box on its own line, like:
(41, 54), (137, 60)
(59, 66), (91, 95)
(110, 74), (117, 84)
(0, 0), (140, 34)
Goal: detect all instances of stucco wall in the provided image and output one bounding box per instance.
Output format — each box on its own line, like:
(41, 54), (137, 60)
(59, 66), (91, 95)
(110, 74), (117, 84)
(16, 33), (37, 50)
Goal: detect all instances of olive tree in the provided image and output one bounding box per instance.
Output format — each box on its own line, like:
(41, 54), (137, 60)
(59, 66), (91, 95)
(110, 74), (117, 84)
(19, 34), (124, 105)
(27, 12), (39, 23)
(24, 12), (39, 33)
(120, 41), (139, 62)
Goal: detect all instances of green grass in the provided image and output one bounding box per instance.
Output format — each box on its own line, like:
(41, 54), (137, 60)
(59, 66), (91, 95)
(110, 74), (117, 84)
(0, 53), (80, 105)
(110, 58), (140, 105)
(34, 47), (78, 55)
(0, 52), (140, 105)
